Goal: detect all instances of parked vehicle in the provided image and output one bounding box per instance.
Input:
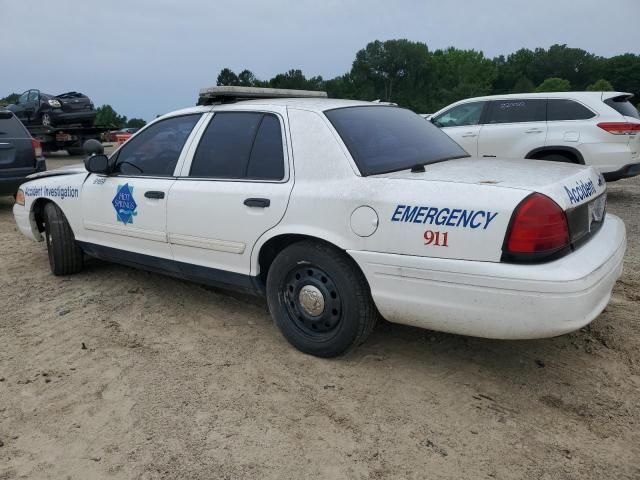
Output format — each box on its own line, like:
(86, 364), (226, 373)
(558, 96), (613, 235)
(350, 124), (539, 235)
(107, 128), (139, 143)
(0, 110), (45, 196)
(6, 89), (96, 128)
(13, 87), (625, 357)
(427, 92), (640, 181)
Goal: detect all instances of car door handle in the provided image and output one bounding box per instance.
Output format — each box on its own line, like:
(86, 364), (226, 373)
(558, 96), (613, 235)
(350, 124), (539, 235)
(461, 132), (477, 138)
(524, 129), (543, 133)
(244, 198), (270, 208)
(144, 191), (165, 199)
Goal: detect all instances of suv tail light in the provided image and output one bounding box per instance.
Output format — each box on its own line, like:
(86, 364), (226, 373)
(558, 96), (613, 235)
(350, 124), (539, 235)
(31, 138), (43, 158)
(502, 193), (569, 263)
(597, 122), (640, 135)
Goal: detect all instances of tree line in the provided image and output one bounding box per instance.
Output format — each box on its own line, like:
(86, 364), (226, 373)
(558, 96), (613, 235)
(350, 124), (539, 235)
(215, 40), (640, 114)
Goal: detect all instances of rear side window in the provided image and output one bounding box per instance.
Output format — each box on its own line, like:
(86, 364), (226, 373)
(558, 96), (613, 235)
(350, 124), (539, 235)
(547, 99), (595, 121)
(0, 112), (29, 137)
(325, 106), (468, 176)
(486, 99), (546, 124)
(604, 96), (640, 119)
(190, 112), (285, 180)
(114, 114), (201, 176)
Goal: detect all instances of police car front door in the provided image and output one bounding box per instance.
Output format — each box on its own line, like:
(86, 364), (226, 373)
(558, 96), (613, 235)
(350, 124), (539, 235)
(81, 114), (203, 260)
(167, 110), (293, 277)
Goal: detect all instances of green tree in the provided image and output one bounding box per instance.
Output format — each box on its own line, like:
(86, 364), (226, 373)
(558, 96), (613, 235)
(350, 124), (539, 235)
(604, 54), (640, 97)
(586, 79), (614, 91)
(535, 77), (571, 92)
(95, 105), (127, 128)
(238, 69), (257, 86)
(511, 76), (535, 93)
(217, 68), (239, 86)
(0, 93), (19, 105)
(126, 118), (146, 128)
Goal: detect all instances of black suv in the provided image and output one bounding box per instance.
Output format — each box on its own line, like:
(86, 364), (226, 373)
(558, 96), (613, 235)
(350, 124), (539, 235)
(0, 110), (46, 196)
(6, 89), (96, 128)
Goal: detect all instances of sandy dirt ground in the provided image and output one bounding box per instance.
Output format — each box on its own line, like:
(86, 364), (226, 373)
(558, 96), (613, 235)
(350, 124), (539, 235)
(0, 155), (638, 480)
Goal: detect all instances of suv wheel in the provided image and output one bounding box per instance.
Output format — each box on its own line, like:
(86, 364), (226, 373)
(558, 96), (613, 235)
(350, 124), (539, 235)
(266, 240), (377, 357)
(43, 202), (83, 275)
(535, 153), (575, 163)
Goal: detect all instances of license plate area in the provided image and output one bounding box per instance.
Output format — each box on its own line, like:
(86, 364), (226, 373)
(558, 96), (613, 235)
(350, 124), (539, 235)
(567, 193), (607, 247)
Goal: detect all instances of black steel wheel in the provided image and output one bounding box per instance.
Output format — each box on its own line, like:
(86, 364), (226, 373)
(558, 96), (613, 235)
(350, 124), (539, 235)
(266, 240), (377, 357)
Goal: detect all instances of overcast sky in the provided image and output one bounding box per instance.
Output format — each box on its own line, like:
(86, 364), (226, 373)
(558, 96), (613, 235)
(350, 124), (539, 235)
(1, 0), (638, 121)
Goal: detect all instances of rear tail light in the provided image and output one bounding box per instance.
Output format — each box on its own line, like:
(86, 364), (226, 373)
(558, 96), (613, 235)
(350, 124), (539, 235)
(597, 122), (640, 135)
(31, 138), (43, 158)
(502, 193), (569, 263)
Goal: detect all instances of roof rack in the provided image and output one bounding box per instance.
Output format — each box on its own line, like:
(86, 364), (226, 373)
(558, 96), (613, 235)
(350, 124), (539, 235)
(197, 86), (328, 105)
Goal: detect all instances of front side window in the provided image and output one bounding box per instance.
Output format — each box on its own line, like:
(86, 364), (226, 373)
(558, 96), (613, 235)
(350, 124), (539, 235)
(486, 99), (546, 124)
(433, 102), (485, 128)
(18, 91), (28, 104)
(113, 114), (201, 176)
(325, 106), (469, 176)
(27, 90), (39, 102)
(189, 112), (285, 180)
(547, 99), (595, 121)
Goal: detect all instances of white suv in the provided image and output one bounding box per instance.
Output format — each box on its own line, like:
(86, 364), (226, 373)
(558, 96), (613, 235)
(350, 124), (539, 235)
(428, 92), (640, 181)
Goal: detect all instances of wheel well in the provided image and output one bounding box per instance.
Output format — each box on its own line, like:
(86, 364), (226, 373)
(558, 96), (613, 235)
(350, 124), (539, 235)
(32, 198), (51, 233)
(258, 234), (357, 285)
(526, 147), (583, 164)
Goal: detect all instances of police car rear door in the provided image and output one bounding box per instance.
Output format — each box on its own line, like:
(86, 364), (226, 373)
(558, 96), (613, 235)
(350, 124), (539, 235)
(168, 107), (293, 277)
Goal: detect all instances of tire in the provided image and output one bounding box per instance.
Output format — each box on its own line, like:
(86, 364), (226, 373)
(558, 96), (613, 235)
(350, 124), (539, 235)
(43, 202), (83, 275)
(535, 153), (575, 163)
(266, 240), (377, 357)
(41, 112), (52, 127)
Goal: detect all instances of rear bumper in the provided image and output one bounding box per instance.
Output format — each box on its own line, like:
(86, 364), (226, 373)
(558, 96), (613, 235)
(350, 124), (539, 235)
(349, 214), (626, 339)
(602, 163), (640, 182)
(0, 159), (46, 195)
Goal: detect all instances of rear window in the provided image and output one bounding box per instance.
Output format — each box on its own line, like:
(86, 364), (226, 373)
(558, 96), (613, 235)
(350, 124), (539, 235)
(0, 111), (28, 137)
(547, 99), (595, 121)
(604, 96), (639, 119)
(324, 106), (468, 176)
(485, 99), (546, 124)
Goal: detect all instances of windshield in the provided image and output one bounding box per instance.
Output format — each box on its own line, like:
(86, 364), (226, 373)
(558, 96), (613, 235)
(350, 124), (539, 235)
(325, 106), (469, 176)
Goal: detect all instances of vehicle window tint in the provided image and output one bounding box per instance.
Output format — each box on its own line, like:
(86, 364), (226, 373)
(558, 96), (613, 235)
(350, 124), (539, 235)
(604, 96), (640, 119)
(486, 99), (546, 124)
(27, 91), (39, 102)
(247, 115), (285, 180)
(0, 112), (29, 137)
(18, 92), (28, 104)
(433, 102), (485, 127)
(547, 99), (595, 121)
(190, 112), (284, 180)
(114, 114), (201, 176)
(325, 106), (469, 176)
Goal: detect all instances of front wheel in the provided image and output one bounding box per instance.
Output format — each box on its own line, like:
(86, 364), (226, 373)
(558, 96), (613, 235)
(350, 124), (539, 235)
(266, 241), (377, 357)
(44, 202), (83, 275)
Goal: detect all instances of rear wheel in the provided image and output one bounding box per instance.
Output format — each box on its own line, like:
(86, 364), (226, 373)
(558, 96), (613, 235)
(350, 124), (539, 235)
(535, 153), (575, 163)
(266, 240), (377, 357)
(41, 112), (52, 127)
(43, 202), (83, 275)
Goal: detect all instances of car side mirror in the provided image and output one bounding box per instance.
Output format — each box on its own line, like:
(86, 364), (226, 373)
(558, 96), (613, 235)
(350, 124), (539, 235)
(84, 154), (110, 175)
(83, 138), (104, 156)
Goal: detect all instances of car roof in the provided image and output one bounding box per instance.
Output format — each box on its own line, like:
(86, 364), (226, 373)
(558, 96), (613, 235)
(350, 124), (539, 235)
(161, 98), (386, 120)
(450, 91), (632, 103)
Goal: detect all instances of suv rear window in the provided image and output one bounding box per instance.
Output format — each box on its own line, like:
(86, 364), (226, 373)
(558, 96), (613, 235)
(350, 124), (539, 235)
(325, 106), (468, 176)
(604, 95), (640, 119)
(547, 99), (595, 121)
(485, 99), (546, 124)
(0, 111), (28, 137)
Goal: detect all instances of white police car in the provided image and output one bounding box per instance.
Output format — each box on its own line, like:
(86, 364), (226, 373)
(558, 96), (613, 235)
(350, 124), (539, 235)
(13, 87), (626, 357)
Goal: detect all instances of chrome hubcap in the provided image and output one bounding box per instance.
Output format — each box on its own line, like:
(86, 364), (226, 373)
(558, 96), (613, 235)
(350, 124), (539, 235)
(298, 285), (325, 317)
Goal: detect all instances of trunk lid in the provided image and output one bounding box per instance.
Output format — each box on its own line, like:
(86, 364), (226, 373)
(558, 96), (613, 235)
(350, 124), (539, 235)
(372, 157), (605, 210)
